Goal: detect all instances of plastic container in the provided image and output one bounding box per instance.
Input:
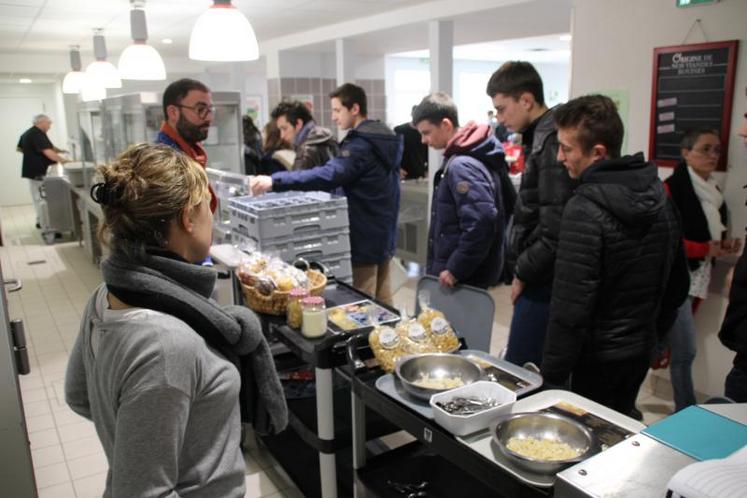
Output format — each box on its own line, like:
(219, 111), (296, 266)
(286, 288), (309, 329)
(228, 191), (349, 241)
(231, 225), (351, 263)
(301, 296), (327, 338)
(430, 381), (517, 436)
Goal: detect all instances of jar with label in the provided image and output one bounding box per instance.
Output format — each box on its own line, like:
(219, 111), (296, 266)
(301, 296), (327, 338)
(286, 288), (309, 329)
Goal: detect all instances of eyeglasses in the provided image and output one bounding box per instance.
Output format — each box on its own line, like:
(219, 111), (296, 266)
(692, 146), (722, 156)
(176, 103), (215, 119)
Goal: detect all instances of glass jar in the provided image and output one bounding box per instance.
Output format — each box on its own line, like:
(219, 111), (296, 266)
(286, 288), (309, 330)
(301, 296), (327, 338)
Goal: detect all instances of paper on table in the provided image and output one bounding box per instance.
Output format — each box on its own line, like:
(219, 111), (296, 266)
(667, 445), (747, 498)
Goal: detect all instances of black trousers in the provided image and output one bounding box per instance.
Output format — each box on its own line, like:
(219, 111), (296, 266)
(570, 356), (650, 415)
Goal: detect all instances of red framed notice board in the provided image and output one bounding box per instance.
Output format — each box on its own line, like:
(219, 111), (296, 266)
(649, 40), (739, 170)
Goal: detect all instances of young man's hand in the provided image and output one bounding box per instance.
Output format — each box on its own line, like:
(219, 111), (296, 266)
(511, 277), (525, 304)
(250, 176), (273, 195)
(439, 269), (457, 288)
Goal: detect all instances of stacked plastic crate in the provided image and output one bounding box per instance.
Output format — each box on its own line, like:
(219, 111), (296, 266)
(229, 191), (353, 282)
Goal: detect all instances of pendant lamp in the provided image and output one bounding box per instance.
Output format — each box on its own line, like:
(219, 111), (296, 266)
(189, 0), (259, 62)
(118, 1), (166, 80)
(62, 46), (86, 94)
(85, 29), (122, 89)
(80, 72), (107, 102)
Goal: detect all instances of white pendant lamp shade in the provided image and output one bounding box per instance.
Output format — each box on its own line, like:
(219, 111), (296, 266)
(119, 43), (166, 80)
(118, 5), (166, 80)
(85, 31), (121, 88)
(189, 0), (259, 62)
(80, 73), (106, 102)
(63, 71), (86, 93)
(62, 46), (85, 94)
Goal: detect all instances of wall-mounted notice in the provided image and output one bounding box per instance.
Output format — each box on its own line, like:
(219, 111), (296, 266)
(648, 40), (738, 170)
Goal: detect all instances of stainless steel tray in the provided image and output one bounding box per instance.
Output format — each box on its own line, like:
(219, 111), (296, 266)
(375, 374), (434, 419)
(455, 390), (647, 488)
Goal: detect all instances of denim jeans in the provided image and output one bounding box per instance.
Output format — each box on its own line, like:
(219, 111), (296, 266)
(505, 284), (552, 368)
(725, 365), (747, 402)
(668, 297), (697, 411)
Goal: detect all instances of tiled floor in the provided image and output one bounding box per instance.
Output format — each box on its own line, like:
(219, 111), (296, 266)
(1, 204), (676, 497)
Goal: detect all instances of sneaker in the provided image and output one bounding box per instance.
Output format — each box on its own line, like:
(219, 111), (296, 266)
(629, 407), (643, 421)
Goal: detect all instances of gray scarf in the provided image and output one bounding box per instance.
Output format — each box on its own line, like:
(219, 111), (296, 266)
(101, 249), (288, 435)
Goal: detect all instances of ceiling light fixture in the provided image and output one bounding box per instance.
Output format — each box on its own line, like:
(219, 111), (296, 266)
(118, 0), (166, 80)
(80, 72), (107, 102)
(19, 78), (32, 84)
(162, 38), (173, 44)
(559, 34), (572, 41)
(85, 29), (122, 89)
(62, 46), (86, 93)
(189, 0), (259, 62)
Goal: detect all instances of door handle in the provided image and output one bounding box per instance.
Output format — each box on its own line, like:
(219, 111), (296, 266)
(4, 278), (22, 293)
(10, 320), (30, 376)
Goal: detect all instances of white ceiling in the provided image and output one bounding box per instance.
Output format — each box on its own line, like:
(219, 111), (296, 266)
(0, 0), (434, 57)
(393, 33), (572, 64)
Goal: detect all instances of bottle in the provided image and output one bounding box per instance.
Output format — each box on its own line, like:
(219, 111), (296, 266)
(286, 288), (309, 329)
(301, 296), (327, 338)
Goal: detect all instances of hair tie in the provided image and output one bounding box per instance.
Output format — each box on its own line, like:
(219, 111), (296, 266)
(90, 181), (122, 206)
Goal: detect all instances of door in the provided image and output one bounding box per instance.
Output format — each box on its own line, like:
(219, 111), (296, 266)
(0, 97), (46, 207)
(0, 261), (37, 497)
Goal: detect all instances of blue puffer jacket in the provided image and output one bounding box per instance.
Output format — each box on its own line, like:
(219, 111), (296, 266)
(426, 123), (506, 288)
(272, 120), (402, 265)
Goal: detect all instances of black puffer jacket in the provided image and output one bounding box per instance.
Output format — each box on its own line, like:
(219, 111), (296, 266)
(541, 154), (689, 383)
(509, 108), (575, 286)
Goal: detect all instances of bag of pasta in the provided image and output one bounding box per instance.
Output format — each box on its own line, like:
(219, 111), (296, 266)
(398, 318), (434, 356)
(416, 292), (458, 352)
(368, 309), (402, 373)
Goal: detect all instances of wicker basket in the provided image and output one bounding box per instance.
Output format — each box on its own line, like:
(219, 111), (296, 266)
(241, 269), (327, 315)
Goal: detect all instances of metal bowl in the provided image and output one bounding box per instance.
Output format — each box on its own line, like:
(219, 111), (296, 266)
(492, 412), (598, 474)
(395, 353), (482, 401)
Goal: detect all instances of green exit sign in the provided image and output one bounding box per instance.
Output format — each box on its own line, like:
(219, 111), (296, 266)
(677, 0), (718, 6)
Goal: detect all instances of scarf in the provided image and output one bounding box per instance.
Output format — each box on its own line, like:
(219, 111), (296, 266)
(158, 122), (217, 213)
(687, 166), (726, 240)
(101, 249), (288, 435)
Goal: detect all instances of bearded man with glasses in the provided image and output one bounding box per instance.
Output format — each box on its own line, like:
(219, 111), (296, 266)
(157, 78), (218, 212)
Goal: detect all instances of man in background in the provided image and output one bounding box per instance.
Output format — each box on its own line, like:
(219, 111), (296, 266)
(394, 106), (428, 179)
(252, 84), (401, 304)
(156, 78), (217, 212)
(412, 92), (513, 289)
(541, 94), (688, 415)
(17, 114), (68, 229)
(271, 100), (338, 171)
(486, 61), (575, 369)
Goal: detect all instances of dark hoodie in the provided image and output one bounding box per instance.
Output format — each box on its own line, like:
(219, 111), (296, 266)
(426, 122), (511, 288)
(541, 153), (689, 383)
(272, 119), (402, 265)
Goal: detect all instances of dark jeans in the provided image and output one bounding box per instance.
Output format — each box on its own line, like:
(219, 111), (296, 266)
(725, 365), (747, 403)
(505, 284), (552, 367)
(570, 356), (650, 415)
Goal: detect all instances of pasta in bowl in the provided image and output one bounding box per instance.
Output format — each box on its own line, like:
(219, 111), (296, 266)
(492, 412), (599, 474)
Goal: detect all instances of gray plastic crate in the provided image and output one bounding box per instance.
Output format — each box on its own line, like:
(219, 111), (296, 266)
(316, 251), (352, 283)
(228, 191), (349, 240)
(232, 225), (351, 263)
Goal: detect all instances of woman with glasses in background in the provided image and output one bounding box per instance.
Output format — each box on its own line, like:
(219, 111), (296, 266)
(657, 128), (742, 411)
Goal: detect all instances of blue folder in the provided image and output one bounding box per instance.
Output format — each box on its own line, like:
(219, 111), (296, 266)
(642, 405), (747, 461)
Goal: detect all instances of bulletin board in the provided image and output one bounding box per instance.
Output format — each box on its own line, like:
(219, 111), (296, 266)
(648, 40), (738, 170)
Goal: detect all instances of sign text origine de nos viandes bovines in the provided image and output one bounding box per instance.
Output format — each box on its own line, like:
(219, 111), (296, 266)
(648, 40), (739, 171)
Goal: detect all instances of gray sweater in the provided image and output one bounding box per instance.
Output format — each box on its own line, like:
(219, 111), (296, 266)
(65, 285), (245, 498)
